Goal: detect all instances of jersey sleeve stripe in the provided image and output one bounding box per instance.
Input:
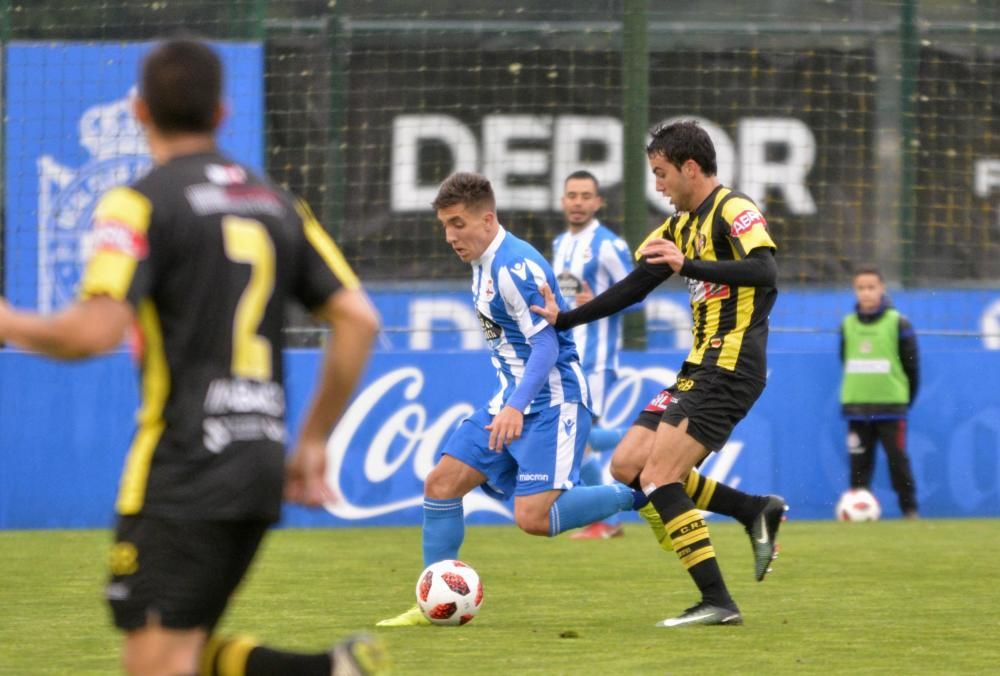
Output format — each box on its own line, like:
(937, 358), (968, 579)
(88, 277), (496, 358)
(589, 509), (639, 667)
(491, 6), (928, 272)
(297, 201), (361, 290)
(94, 186), (153, 232)
(80, 187), (152, 302)
(720, 194), (777, 252)
(80, 251), (141, 302)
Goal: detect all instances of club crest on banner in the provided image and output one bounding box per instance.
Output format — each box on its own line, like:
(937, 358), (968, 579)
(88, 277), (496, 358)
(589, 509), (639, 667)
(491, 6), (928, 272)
(4, 42), (263, 312)
(37, 89), (152, 312)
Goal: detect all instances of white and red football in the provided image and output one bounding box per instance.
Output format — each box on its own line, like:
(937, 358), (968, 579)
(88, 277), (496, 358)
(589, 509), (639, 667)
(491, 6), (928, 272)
(835, 488), (882, 522)
(415, 559), (484, 626)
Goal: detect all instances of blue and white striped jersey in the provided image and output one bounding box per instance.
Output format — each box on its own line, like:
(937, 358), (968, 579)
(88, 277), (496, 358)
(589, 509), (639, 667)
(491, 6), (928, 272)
(472, 227), (591, 416)
(552, 220), (634, 376)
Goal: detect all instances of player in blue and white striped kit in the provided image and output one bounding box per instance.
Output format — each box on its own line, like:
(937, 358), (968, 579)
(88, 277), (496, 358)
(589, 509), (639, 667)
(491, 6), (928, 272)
(552, 171), (634, 539)
(378, 172), (644, 627)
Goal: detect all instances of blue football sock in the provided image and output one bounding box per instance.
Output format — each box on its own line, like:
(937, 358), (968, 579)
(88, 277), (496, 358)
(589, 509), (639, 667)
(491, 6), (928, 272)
(578, 454), (604, 487)
(423, 497), (464, 566)
(548, 485), (634, 537)
(578, 454), (624, 526)
(588, 426), (627, 452)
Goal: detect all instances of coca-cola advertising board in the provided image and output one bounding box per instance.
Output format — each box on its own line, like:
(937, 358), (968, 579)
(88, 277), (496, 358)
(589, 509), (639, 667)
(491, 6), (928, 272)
(2, 348), (999, 528)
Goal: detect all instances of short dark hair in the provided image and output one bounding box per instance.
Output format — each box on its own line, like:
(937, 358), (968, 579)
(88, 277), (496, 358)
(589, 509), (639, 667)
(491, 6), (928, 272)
(853, 264), (883, 281)
(140, 39), (222, 134)
(646, 120), (717, 176)
(564, 170), (600, 194)
(432, 172), (496, 212)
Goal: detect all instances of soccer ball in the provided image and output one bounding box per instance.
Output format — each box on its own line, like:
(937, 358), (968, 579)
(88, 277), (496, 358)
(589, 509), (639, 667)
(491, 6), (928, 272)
(836, 488), (882, 522)
(415, 559), (484, 626)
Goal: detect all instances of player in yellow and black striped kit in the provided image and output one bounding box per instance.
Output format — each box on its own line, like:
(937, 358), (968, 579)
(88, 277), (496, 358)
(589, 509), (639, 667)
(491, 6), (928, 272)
(532, 120), (788, 627)
(0, 40), (387, 675)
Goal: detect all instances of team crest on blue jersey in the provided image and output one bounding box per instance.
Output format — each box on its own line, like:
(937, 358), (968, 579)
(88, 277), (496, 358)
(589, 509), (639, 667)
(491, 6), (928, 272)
(477, 311), (503, 347)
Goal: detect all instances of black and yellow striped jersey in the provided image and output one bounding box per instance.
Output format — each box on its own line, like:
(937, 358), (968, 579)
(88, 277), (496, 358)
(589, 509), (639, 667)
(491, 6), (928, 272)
(637, 186), (777, 378)
(79, 151), (358, 521)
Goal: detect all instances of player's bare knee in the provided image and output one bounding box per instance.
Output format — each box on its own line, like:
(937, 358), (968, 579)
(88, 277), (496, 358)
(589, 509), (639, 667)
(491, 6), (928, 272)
(513, 503), (550, 536)
(609, 453), (638, 484)
(424, 466), (461, 500)
(514, 514), (549, 536)
(642, 449), (696, 486)
(609, 427), (652, 484)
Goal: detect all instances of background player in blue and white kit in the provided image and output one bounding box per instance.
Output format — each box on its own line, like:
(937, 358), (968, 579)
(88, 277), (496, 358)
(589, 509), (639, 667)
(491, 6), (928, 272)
(378, 172), (644, 627)
(552, 170), (634, 539)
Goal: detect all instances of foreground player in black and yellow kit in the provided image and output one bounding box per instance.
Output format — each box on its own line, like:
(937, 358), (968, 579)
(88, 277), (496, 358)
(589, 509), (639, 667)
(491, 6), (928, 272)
(0, 40), (386, 675)
(532, 121), (787, 627)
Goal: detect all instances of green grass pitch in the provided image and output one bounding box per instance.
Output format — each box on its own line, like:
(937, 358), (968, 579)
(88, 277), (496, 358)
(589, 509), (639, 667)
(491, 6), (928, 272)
(2, 518), (999, 675)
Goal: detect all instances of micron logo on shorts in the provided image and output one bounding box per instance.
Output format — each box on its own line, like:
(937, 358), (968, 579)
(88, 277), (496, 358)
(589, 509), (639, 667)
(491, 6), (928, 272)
(518, 473), (550, 482)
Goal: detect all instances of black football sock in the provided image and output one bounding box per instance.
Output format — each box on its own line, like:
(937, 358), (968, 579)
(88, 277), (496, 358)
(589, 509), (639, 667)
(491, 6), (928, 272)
(648, 482), (735, 609)
(684, 469), (768, 528)
(201, 636), (330, 676)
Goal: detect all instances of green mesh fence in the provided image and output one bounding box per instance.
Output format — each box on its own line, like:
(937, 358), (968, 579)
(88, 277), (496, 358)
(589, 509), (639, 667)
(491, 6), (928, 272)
(2, 1), (998, 313)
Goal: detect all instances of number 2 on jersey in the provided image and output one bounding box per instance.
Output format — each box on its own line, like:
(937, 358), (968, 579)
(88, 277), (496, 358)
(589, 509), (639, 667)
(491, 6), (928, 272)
(222, 216), (275, 380)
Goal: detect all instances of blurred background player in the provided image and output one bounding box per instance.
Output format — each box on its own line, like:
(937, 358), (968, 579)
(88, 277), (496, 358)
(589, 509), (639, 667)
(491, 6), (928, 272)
(551, 170), (634, 540)
(532, 121), (787, 627)
(0, 39), (386, 676)
(840, 264), (920, 518)
(377, 172), (645, 627)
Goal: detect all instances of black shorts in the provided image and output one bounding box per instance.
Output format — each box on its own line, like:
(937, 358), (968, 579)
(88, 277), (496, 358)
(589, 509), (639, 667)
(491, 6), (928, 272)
(106, 515), (269, 631)
(634, 363), (765, 452)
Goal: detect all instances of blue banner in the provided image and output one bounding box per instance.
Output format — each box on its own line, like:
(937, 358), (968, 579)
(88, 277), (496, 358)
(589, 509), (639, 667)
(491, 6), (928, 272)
(3, 41), (264, 312)
(2, 347), (998, 529)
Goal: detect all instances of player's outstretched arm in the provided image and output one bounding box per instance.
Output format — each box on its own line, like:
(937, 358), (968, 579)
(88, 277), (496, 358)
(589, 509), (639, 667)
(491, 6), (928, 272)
(285, 287), (380, 507)
(533, 266), (664, 331)
(676, 247), (777, 287)
(0, 295), (132, 359)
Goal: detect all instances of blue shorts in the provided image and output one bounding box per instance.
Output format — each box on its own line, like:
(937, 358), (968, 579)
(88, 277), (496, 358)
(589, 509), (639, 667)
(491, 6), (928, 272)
(440, 402), (591, 500)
